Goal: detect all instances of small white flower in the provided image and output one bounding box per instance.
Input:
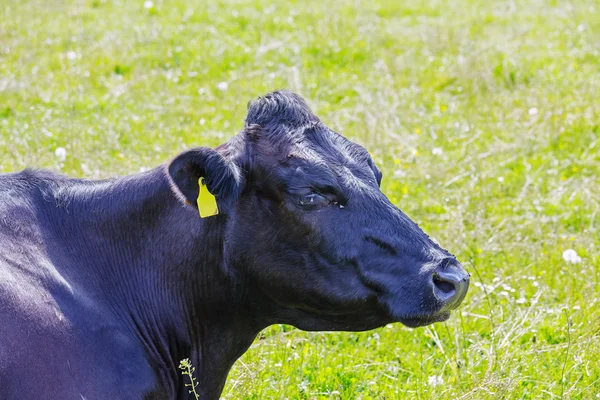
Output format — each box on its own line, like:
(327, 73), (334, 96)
(55, 147), (67, 162)
(528, 107), (538, 116)
(432, 147), (443, 155)
(143, 0), (154, 8)
(216, 81), (229, 91)
(563, 249), (582, 264)
(66, 51), (77, 60)
(428, 375), (443, 387)
(516, 297), (527, 304)
(501, 284), (514, 291)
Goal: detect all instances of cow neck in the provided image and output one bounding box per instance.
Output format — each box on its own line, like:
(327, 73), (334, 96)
(52, 167), (264, 399)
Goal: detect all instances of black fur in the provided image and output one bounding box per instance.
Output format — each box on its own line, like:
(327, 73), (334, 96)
(0, 91), (468, 400)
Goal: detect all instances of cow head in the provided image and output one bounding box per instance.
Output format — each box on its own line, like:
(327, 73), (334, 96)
(168, 91), (469, 331)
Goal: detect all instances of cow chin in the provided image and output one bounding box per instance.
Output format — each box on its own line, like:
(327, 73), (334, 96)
(395, 311), (451, 328)
(375, 289), (455, 329)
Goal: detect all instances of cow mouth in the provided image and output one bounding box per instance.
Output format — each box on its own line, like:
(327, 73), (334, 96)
(396, 311), (451, 328)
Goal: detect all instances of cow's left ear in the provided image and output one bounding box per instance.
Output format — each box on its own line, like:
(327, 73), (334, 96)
(167, 147), (244, 214)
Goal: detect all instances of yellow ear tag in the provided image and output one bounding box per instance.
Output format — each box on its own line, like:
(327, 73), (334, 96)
(197, 177), (219, 218)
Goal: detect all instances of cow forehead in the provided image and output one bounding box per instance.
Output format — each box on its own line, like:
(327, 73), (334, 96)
(289, 126), (371, 165)
(282, 142), (377, 192)
(246, 115), (377, 189)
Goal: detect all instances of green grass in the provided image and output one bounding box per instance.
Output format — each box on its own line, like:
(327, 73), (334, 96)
(2, 0), (600, 398)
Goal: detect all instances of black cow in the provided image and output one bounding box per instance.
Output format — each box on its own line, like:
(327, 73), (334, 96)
(0, 91), (469, 399)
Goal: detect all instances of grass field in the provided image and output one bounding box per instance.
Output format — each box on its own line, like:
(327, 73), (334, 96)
(2, 0), (600, 398)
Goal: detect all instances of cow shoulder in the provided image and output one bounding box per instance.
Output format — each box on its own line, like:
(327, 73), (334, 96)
(0, 264), (161, 399)
(0, 171), (162, 399)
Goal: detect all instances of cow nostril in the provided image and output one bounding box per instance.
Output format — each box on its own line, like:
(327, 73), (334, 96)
(432, 266), (470, 310)
(433, 274), (456, 295)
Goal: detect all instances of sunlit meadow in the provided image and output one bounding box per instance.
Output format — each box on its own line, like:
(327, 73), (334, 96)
(1, 0), (599, 398)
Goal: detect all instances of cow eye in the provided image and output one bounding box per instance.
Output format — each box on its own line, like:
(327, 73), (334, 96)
(297, 192), (331, 210)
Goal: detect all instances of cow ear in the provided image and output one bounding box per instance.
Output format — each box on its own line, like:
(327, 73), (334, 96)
(167, 147), (244, 214)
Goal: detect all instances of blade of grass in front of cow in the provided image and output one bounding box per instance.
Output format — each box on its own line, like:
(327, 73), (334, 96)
(178, 359), (200, 400)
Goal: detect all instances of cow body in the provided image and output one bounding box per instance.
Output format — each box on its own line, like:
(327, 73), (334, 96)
(0, 92), (469, 399)
(0, 172), (162, 398)
(0, 171), (254, 398)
